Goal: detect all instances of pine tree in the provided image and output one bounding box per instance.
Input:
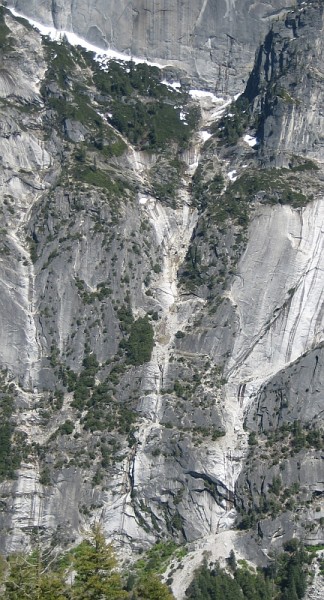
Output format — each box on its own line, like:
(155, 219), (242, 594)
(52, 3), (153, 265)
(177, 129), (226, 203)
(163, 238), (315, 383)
(3, 550), (68, 600)
(71, 523), (128, 600)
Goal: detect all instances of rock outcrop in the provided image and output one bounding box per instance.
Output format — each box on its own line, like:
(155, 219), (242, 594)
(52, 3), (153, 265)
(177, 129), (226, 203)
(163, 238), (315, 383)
(8, 0), (295, 93)
(0, 2), (323, 599)
(245, 0), (324, 166)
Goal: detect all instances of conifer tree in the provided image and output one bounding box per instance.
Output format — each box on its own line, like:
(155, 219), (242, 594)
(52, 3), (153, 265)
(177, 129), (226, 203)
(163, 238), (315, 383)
(3, 550), (68, 600)
(133, 572), (174, 600)
(71, 523), (128, 600)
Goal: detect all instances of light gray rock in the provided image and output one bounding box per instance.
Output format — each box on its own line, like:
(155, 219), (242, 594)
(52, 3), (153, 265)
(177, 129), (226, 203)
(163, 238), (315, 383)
(9, 0), (296, 93)
(0, 7), (323, 599)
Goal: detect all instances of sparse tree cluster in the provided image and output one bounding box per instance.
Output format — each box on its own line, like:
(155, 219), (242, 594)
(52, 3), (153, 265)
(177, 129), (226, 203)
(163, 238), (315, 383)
(186, 541), (311, 600)
(0, 525), (174, 600)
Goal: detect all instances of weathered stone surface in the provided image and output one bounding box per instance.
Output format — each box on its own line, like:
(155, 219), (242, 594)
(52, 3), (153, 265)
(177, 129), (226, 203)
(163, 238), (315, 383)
(245, 0), (324, 166)
(0, 3), (323, 599)
(8, 0), (295, 93)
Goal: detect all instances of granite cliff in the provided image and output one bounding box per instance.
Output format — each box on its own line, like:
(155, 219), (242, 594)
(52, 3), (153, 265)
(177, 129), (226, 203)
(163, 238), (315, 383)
(0, 1), (323, 598)
(8, 0), (295, 93)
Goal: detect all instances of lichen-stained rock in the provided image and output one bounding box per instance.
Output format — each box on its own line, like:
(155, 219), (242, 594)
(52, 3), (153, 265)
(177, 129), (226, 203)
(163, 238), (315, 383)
(9, 0), (295, 93)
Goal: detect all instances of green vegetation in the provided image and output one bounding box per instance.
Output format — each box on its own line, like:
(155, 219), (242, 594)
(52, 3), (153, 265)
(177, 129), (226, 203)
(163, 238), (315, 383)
(132, 573), (174, 599)
(71, 525), (129, 600)
(264, 420), (324, 454)
(0, 375), (28, 481)
(150, 157), (186, 206)
(47, 95), (127, 159)
(0, 525), (174, 599)
(117, 301), (134, 333)
(47, 297), (143, 437)
(275, 85), (297, 105)
(42, 37), (80, 88)
(305, 543), (324, 553)
(225, 169), (308, 210)
(42, 36), (199, 153)
(0, 536), (314, 600)
(192, 168), (224, 211)
(53, 307), (153, 437)
(27, 237), (38, 263)
(70, 351), (99, 410)
(209, 167), (307, 225)
(58, 420), (74, 435)
(190, 165), (309, 245)
(56, 348), (136, 438)
(3, 549), (67, 599)
(41, 38), (130, 182)
(73, 164), (127, 195)
(109, 97), (192, 149)
(73, 278), (112, 304)
(47, 95), (100, 129)
(0, 7), (13, 51)
(135, 541), (182, 575)
(193, 163), (309, 228)
(82, 380), (136, 436)
(89, 59), (199, 150)
(289, 158), (319, 172)
(182, 156), (310, 294)
(117, 301), (155, 365)
(212, 96), (250, 145)
(121, 316), (154, 366)
(186, 542), (311, 600)
(237, 421), (324, 528)
(179, 242), (205, 290)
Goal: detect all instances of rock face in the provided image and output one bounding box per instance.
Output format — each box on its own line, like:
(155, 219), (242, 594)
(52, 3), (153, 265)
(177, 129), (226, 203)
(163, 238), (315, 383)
(0, 1), (323, 598)
(8, 0), (295, 93)
(245, 0), (324, 166)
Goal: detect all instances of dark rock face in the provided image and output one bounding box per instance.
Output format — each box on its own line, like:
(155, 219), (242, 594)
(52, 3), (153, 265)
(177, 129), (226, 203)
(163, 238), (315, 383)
(8, 0), (295, 93)
(245, 0), (324, 166)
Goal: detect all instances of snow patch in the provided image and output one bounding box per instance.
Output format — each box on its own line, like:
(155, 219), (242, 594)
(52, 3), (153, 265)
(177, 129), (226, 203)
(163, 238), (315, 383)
(161, 79), (181, 91)
(200, 130), (212, 142)
(243, 134), (258, 147)
(189, 89), (224, 103)
(228, 170), (237, 181)
(8, 7), (173, 70)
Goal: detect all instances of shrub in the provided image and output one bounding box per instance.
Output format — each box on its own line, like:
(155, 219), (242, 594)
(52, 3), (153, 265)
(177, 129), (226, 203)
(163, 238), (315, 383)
(59, 420), (74, 435)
